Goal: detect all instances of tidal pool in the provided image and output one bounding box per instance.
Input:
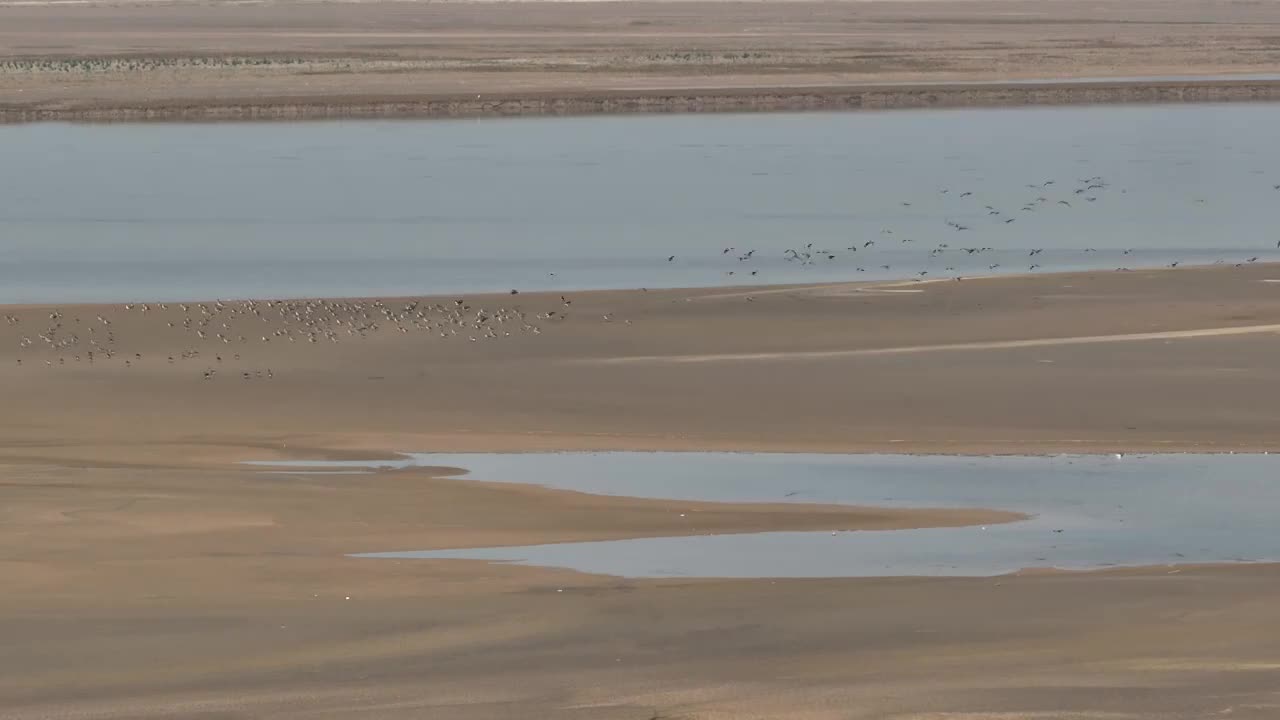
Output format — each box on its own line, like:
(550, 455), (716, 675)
(253, 452), (1280, 578)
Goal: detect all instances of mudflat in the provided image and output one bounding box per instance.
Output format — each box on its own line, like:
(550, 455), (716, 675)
(7, 263), (1280, 458)
(6, 265), (1280, 717)
(4, 0), (1280, 120)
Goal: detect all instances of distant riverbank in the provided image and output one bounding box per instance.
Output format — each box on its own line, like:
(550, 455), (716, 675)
(7, 78), (1280, 123)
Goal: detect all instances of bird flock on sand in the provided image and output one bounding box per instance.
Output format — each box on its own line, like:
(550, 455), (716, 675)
(5, 175), (1279, 377)
(666, 174), (1279, 281)
(5, 296), (579, 379)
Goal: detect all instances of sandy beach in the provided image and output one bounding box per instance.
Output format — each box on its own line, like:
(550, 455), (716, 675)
(6, 0), (1280, 710)
(7, 263), (1280, 459)
(4, 0), (1280, 120)
(6, 264), (1280, 717)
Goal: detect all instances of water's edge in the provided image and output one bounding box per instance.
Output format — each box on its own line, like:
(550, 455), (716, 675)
(251, 453), (1280, 578)
(7, 79), (1280, 124)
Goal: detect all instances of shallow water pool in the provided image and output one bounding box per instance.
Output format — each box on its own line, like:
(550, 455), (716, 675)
(253, 452), (1280, 577)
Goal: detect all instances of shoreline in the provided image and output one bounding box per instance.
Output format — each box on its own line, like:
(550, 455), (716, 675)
(7, 263), (1280, 463)
(6, 78), (1280, 123)
(6, 436), (1280, 469)
(0, 259), (1258, 312)
(247, 435), (1280, 465)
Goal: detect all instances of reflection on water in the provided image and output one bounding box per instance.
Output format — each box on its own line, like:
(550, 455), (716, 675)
(255, 452), (1280, 577)
(5, 103), (1280, 303)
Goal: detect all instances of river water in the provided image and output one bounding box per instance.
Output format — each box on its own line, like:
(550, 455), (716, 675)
(3, 103), (1280, 303)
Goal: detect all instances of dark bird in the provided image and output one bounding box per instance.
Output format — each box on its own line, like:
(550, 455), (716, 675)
(1058, 200), (1071, 207)
(667, 255), (675, 262)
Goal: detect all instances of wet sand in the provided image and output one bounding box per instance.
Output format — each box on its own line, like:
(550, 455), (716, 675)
(5, 0), (1280, 120)
(6, 264), (1280, 716)
(7, 263), (1280, 459)
(8, 2), (1280, 712)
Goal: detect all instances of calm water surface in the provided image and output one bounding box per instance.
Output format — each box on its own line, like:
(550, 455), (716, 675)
(254, 453), (1280, 577)
(4, 103), (1280, 303)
